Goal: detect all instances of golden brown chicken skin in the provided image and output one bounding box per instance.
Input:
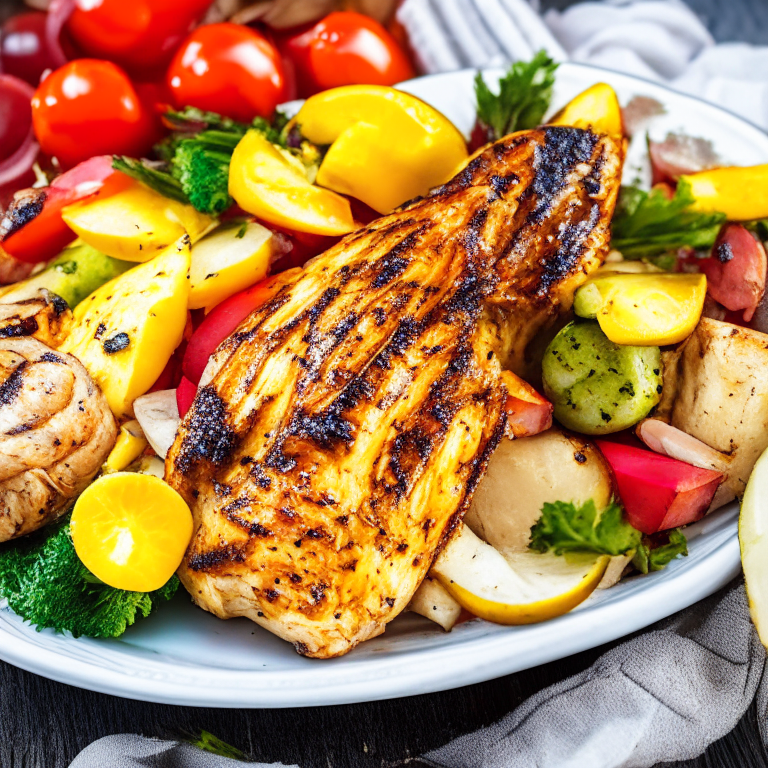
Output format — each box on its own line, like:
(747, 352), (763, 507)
(166, 127), (624, 658)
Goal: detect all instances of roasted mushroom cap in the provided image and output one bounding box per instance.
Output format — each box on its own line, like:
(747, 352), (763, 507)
(0, 335), (116, 542)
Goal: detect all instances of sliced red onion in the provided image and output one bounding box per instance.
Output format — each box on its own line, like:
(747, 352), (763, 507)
(649, 133), (720, 186)
(45, 0), (75, 69)
(0, 75), (38, 188)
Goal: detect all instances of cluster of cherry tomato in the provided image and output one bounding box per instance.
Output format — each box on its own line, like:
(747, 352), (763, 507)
(1, 0), (414, 169)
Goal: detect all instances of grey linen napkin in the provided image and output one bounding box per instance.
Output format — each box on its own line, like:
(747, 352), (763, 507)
(69, 581), (766, 768)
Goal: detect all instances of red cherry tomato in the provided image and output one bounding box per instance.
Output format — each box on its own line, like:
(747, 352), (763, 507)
(0, 12), (58, 87)
(167, 24), (289, 123)
(66, 0), (214, 77)
(276, 12), (415, 98)
(31, 59), (155, 168)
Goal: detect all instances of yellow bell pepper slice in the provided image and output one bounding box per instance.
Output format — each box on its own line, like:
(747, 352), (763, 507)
(61, 237), (190, 418)
(574, 272), (707, 346)
(104, 420), (148, 472)
(549, 83), (623, 136)
(229, 131), (355, 236)
(189, 221), (276, 310)
(683, 164), (768, 221)
(71, 472), (193, 592)
(62, 180), (215, 262)
(296, 85), (468, 213)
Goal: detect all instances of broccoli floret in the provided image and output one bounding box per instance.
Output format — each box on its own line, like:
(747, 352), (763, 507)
(0, 514), (178, 638)
(171, 141), (233, 216)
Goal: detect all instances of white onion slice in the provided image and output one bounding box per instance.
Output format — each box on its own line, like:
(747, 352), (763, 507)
(133, 390), (181, 460)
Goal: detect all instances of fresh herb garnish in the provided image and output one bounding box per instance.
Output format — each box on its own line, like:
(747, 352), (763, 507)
(529, 499), (688, 574)
(611, 178), (726, 259)
(529, 499), (641, 556)
(632, 529), (688, 574)
(112, 156), (189, 205)
(474, 50), (559, 141)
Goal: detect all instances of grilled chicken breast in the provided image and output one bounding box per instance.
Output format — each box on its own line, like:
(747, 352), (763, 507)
(0, 292), (116, 542)
(167, 127), (624, 658)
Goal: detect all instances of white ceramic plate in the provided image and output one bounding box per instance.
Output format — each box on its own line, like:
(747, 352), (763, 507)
(0, 64), (762, 707)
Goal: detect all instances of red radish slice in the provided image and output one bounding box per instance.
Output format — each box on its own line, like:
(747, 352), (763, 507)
(0, 154), (122, 264)
(45, 0), (75, 68)
(0, 75), (38, 188)
(699, 224), (767, 323)
(501, 371), (553, 439)
(596, 439), (722, 534)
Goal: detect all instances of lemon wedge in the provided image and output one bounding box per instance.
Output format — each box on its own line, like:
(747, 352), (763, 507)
(740, 446), (768, 646)
(432, 525), (609, 625)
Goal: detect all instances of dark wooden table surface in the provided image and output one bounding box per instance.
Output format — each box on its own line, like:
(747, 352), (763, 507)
(1, 1), (768, 766)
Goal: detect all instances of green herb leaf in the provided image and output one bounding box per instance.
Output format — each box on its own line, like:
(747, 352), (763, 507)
(189, 731), (246, 760)
(112, 156), (190, 205)
(529, 499), (642, 557)
(0, 513), (178, 638)
(611, 178), (726, 259)
(475, 50), (559, 141)
(632, 529), (688, 574)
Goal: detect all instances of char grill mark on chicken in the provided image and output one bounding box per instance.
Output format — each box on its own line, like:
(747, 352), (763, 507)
(166, 127), (624, 658)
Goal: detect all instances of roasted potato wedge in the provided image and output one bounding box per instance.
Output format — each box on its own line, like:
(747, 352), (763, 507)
(464, 427), (613, 553)
(658, 317), (768, 502)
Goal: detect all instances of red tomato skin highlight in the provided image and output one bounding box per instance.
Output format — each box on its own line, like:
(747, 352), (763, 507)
(31, 60), (155, 168)
(276, 11), (414, 98)
(166, 24), (289, 123)
(596, 440), (722, 534)
(67, 0), (214, 77)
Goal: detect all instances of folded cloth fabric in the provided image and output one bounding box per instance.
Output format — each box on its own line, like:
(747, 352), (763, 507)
(418, 580), (766, 768)
(69, 733), (298, 768)
(396, 0), (768, 130)
(68, 581), (766, 768)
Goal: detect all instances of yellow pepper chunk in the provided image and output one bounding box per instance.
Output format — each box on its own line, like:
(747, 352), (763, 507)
(683, 164), (768, 221)
(104, 420), (148, 472)
(574, 272), (707, 346)
(61, 238), (190, 418)
(296, 85), (468, 213)
(62, 180), (215, 262)
(549, 83), (623, 136)
(71, 473), (193, 592)
(189, 221), (276, 310)
(229, 131), (355, 236)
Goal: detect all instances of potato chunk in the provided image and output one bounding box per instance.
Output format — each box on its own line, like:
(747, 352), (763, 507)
(661, 317), (768, 499)
(61, 238), (190, 418)
(465, 427), (613, 553)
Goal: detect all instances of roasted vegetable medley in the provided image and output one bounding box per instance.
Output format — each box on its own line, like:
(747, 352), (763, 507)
(1, 10), (767, 655)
